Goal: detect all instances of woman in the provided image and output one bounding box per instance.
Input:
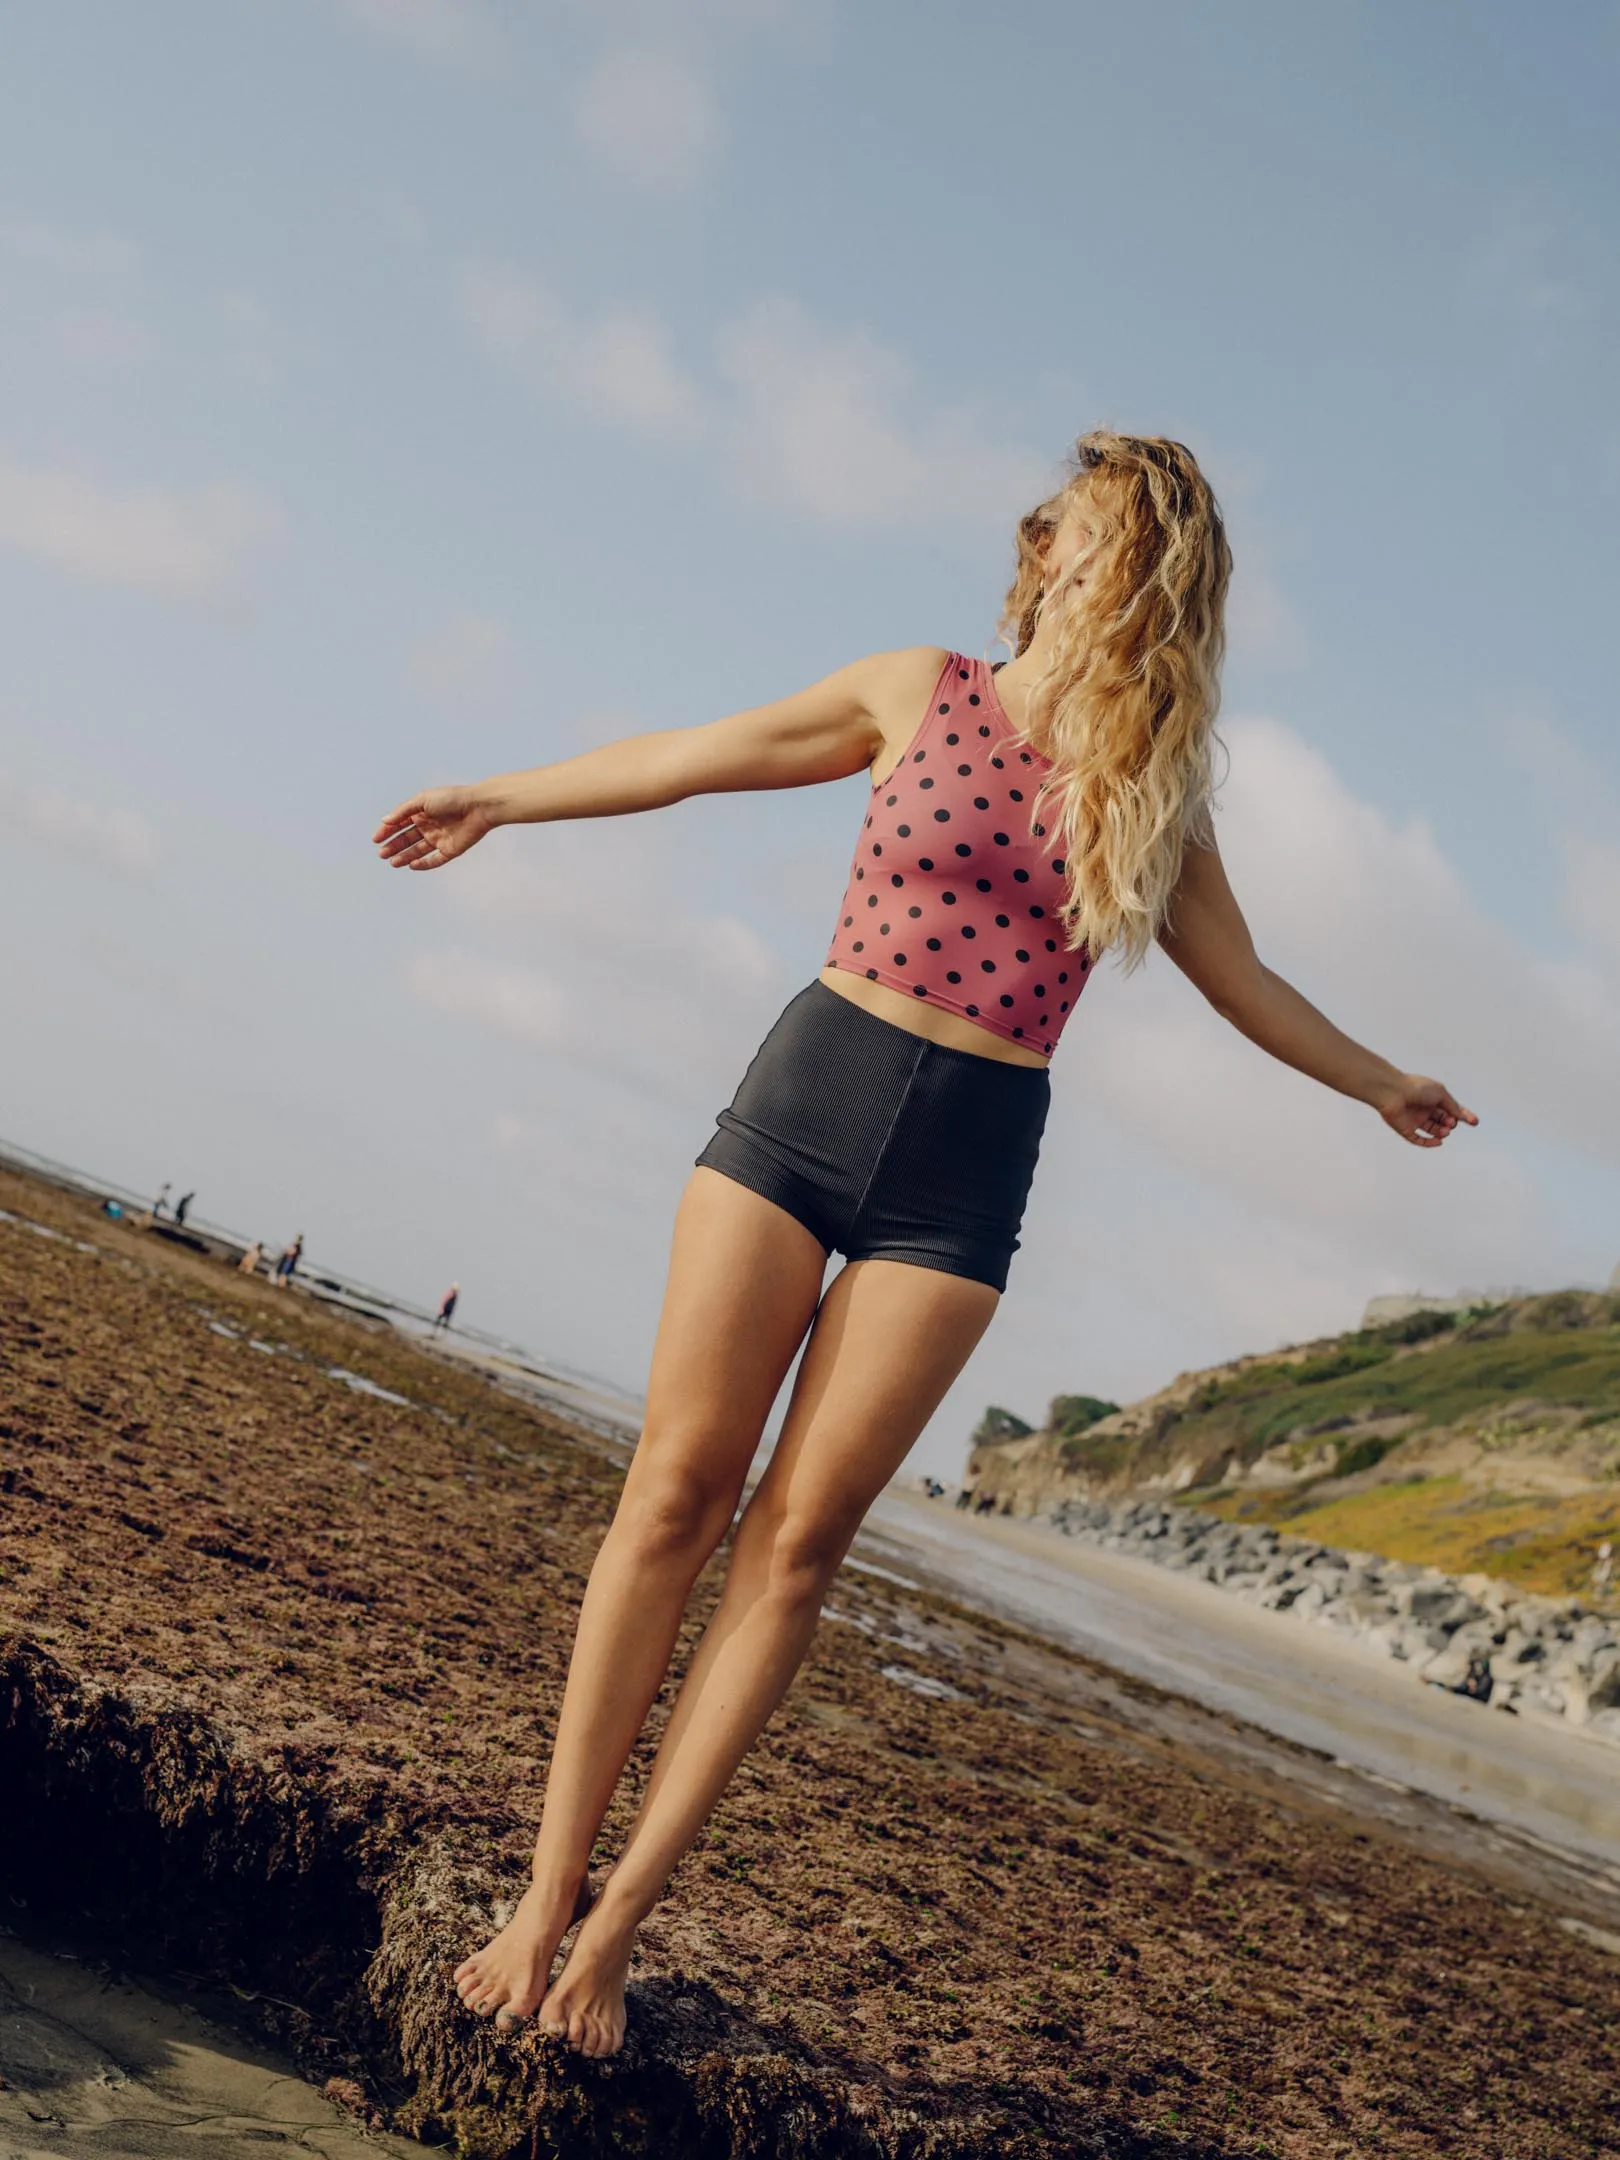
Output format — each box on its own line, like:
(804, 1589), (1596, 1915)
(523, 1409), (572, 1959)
(372, 431), (1476, 2057)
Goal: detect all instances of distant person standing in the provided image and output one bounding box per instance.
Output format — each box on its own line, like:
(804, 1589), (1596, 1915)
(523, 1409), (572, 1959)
(237, 1240), (264, 1277)
(148, 1182), (172, 1222)
(434, 1282), (460, 1331)
(174, 1191), (196, 1227)
(273, 1232), (305, 1288)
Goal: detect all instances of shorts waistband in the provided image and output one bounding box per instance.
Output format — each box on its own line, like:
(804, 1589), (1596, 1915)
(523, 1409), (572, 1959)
(800, 978), (1050, 1087)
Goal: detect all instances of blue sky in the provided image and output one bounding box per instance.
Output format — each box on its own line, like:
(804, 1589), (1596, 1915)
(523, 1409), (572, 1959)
(2, 0), (1617, 1477)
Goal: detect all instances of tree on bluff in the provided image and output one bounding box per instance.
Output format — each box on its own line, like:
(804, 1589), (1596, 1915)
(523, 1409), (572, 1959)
(973, 1406), (1034, 1448)
(1046, 1393), (1121, 1437)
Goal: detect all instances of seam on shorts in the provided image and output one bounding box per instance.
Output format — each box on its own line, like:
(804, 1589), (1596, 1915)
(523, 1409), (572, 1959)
(847, 1035), (928, 1239)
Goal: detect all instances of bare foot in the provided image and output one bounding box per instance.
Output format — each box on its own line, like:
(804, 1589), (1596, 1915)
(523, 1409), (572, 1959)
(536, 1893), (638, 2057)
(453, 1874), (594, 2026)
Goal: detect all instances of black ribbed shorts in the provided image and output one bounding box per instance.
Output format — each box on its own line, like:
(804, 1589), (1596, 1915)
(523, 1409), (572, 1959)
(693, 978), (1050, 1294)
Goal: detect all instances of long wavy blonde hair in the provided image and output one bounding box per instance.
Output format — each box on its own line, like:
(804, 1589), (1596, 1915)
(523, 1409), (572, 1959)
(995, 430), (1232, 972)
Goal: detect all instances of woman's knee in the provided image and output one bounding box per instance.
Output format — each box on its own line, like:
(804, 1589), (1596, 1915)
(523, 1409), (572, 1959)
(753, 1507), (858, 1610)
(611, 1449), (742, 1567)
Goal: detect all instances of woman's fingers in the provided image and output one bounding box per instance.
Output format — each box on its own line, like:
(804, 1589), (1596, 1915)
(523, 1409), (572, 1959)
(372, 798), (425, 844)
(408, 848), (446, 871)
(377, 824), (425, 860)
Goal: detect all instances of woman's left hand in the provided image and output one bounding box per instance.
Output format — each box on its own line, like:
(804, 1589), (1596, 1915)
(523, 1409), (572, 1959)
(1375, 1076), (1479, 1149)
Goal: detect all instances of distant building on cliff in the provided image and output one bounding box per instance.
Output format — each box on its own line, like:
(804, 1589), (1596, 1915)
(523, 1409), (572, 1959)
(1360, 1284), (1532, 1329)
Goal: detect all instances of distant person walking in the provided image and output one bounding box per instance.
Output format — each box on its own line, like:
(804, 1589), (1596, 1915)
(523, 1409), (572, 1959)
(237, 1241), (263, 1277)
(377, 428), (1477, 2058)
(434, 1282), (460, 1331)
(148, 1182), (171, 1222)
(273, 1233), (305, 1288)
(174, 1191), (195, 1227)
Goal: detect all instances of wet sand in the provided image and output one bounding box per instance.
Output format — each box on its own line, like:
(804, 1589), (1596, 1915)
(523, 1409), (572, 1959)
(865, 1488), (1620, 1873)
(0, 1933), (416, 2160)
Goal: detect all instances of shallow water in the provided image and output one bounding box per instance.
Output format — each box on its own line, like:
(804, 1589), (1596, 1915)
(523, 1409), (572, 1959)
(861, 1487), (1620, 1876)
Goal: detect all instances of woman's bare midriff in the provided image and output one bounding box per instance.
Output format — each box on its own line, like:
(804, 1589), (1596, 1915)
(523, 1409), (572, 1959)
(816, 965), (1051, 1069)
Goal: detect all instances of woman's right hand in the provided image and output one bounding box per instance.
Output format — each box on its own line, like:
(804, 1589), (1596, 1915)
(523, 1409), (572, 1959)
(372, 785), (497, 871)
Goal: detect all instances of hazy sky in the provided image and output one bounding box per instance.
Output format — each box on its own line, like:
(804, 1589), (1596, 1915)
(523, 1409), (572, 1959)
(2, 1), (1617, 1479)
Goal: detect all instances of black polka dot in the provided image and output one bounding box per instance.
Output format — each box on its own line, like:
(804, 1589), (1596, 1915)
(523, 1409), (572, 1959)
(867, 894), (877, 907)
(1034, 984), (1046, 998)
(936, 705), (949, 715)
(918, 857), (934, 871)
(981, 959), (996, 973)
(933, 808), (951, 821)
(1014, 1026), (1025, 1037)
(954, 842), (972, 857)
(1033, 823), (1046, 837)
(945, 732), (959, 745)
(909, 905), (923, 918)
(852, 940), (864, 952)
(891, 872), (904, 887)
(897, 822), (911, 837)
(919, 777), (935, 791)
(1020, 751), (1032, 764)
(867, 969), (878, 980)
(957, 667), (968, 678)
(1060, 999), (1069, 1011)
(1030, 904), (1045, 918)
(843, 915), (853, 927)
(946, 969), (962, 984)
(885, 795), (897, 807)
(913, 983), (928, 997)
(1013, 868), (1030, 883)
(1053, 858), (1066, 872)
(974, 795), (990, 810)
(978, 724), (991, 736)
(941, 890), (957, 905)
(1010, 788), (1024, 802)
(855, 867), (864, 881)
(872, 842), (883, 855)
(993, 832), (1009, 846)
(893, 952), (906, 965)
(995, 913), (1010, 928)
(915, 750), (929, 761)
(880, 923), (890, 934)
(926, 935), (941, 949)
(1015, 948), (1030, 962)
(966, 1003), (979, 1015)
(1038, 1013), (1048, 1026)
(961, 924), (977, 940)
(865, 814), (873, 826)
(1058, 970), (1068, 982)
(990, 756), (1004, 769)
(958, 764), (973, 777)
(968, 693), (981, 705)
(1000, 997), (1014, 1010)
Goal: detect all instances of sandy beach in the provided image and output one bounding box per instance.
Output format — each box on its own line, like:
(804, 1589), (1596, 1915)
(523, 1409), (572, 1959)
(3, 1158), (1618, 2159)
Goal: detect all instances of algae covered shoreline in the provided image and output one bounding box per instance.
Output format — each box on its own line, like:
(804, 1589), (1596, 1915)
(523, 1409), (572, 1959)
(3, 1160), (1618, 2158)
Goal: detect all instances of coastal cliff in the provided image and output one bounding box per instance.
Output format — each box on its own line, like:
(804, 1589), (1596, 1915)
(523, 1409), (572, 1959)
(964, 1292), (1620, 1572)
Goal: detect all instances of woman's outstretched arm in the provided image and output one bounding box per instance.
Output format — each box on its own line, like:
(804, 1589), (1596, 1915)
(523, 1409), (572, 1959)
(1155, 830), (1478, 1149)
(372, 647), (945, 872)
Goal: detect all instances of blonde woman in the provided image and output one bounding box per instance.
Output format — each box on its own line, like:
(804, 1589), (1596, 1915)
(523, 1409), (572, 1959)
(373, 431), (1476, 2056)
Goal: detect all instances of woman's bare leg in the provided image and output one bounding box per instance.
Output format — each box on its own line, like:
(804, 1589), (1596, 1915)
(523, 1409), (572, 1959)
(537, 1255), (1000, 2054)
(453, 1168), (829, 2023)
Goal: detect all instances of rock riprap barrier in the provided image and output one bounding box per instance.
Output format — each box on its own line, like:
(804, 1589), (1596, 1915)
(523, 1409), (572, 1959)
(1049, 1498), (1620, 1741)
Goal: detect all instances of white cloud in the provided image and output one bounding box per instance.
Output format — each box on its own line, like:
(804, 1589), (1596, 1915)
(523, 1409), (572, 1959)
(0, 212), (140, 280)
(334, 0), (505, 70)
(457, 263), (708, 441)
(716, 296), (1054, 528)
(405, 610), (521, 708)
(406, 818), (783, 1105)
(1, 775), (159, 876)
(458, 267), (1050, 528)
(573, 43), (720, 187)
(0, 455), (283, 610)
(1560, 830), (1620, 972)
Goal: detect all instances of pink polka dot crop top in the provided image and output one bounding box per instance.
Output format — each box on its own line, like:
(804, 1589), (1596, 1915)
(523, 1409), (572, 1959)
(824, 651), (1094, 1058)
